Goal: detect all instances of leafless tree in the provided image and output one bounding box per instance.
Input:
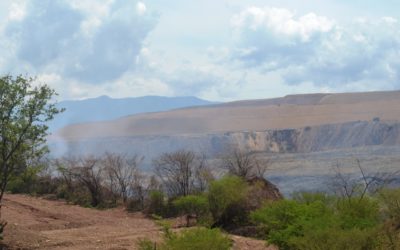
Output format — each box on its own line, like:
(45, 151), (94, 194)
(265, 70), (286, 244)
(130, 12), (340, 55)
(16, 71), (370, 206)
(55, 158), (78, 195)
(59, 156), (104, 207)
(102, 153), (143, 204)
(154, 150), (213, 197)
(194, 154), (214, 192)
(331, 159), (400, 201)
(129, 170), (146, 209)
(221, 147), (269, 180)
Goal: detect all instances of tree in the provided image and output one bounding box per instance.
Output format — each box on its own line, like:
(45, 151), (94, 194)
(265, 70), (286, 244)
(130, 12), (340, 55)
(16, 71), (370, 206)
(207, 176), (249, 227)
(0, 75), (63, 234)
(173, 195), (210, 226)
(102, 153), (142, 204)
(331, 159), (400, 201)
(154, 150), (212, 197)
(62, 156), (105, 207)
(221, 147), (269, 180)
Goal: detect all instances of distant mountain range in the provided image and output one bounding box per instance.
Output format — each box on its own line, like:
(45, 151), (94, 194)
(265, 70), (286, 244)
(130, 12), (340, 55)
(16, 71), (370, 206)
(49, 95), (217, 132)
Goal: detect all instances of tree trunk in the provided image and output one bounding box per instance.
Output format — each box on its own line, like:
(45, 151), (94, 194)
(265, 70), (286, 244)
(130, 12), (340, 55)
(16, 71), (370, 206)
(0, 202), (7, 240)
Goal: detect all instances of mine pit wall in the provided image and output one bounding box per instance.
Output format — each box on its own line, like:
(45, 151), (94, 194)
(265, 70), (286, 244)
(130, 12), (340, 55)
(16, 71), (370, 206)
(50, 120), (400, 160)
(48, 120), (400, 195)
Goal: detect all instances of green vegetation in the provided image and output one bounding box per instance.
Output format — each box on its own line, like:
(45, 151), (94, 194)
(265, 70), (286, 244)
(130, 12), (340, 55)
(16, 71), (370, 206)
(173, 195), (211, 226)
(10, 159), (400, 250)
(147, 190), (166, 216)
(163, 228), (231, 250)
(138, 227), (231, 250)
(138, 215), (231, 250)
(208, 176), (249, 227)
(251, 192), (399, 250)
(7, 166), (43, 194)
(0, 74), (63, 238)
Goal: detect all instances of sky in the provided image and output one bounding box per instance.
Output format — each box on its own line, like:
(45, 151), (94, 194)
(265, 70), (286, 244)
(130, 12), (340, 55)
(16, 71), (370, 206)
(1, 0), (400, 101)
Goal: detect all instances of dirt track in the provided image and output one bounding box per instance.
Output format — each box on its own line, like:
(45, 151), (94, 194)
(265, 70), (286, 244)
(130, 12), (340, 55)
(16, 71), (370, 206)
(3, 194), (273, 250)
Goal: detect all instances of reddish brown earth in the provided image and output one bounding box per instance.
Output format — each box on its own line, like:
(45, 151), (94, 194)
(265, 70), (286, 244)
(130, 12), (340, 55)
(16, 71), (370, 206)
(3, 194), (275, 250)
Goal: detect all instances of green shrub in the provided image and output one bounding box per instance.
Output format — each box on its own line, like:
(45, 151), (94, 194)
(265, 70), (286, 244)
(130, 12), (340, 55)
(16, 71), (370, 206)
(146, 190), (166, 216)
(126, 198), (144, 212)
(207, 176), (249, 226)
(137, 238), (157, 250)
(173, 195), (211, 226)
(251, 199), (336, 249)
(138, 227), (231, 250)
(336, 197), (380, 230)
(377, 189), (400, 249)
(291, 227), (378, 250)
(138, 217), (231, 250)
(164, 228), (231, 250)
(7, 166), (41, 194)
(34, 176), (61, 195)
(251, 194), (382, 250)
(378, 188), (400, 224)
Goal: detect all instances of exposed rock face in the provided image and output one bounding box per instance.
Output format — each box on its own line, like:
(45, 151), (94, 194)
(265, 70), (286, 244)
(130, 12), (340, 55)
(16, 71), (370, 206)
(49, 120), (400, 160)
(231, 120), (400, 154)
(246, 177), (283, 211)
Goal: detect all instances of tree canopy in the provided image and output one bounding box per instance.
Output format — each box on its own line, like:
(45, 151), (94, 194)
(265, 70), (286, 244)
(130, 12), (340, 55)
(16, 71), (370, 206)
(0, 74), (63, 232)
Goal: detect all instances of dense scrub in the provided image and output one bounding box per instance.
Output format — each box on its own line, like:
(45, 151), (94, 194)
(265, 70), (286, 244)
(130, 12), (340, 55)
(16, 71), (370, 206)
(138, 218), (231, 250)
(251, 192), (400, 250)
(6, 150), (400, 249)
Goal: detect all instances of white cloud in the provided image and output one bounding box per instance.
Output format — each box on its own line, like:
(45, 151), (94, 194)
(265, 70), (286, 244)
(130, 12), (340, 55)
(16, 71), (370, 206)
(229, 6), (400, 90)
(232, 7), (334, 42)
(1, 0), (157, 84)
(382, 16), (398, 24)
(137, 2), (147, 15)
(8, 2), (26, 21)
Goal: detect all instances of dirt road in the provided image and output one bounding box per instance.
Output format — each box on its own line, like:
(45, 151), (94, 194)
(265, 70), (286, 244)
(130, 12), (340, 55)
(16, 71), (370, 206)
(3, 194), (273, 250)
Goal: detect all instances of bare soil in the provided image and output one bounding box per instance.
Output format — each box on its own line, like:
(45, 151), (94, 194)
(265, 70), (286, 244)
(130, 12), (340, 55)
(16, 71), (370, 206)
(2, 194), (274, 250)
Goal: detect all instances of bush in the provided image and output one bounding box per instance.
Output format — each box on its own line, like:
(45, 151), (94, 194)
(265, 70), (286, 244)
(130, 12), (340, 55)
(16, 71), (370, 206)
(126, 198), (144, 212)
(251, 199), (336, 249)
(378, 188), (400, 224)
(34, 176), (61, 195)
(173, 195), (211, 226)
(146, 190), (166, 216)
(7, 167), (41, 194)
(377, 189), (400, 249)
(138, 227), (232, 250)
(55, 182), (92, 207)
(137, 238), (156, 250)
(207, 176), (249, 227)
(164, 228), (231, 250)
(336, 197), (380, 230)
(251, 194), (382, 250)
(291, 227), (378, 250)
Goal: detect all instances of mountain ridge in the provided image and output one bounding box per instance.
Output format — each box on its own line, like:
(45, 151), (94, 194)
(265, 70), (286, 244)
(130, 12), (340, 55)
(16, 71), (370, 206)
(49, 95), (217, 131)
(54, 90), (400, 139)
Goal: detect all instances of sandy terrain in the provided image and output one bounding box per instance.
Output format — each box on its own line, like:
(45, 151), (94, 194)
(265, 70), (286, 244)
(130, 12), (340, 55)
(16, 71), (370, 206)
(3, 194), (273, 250)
